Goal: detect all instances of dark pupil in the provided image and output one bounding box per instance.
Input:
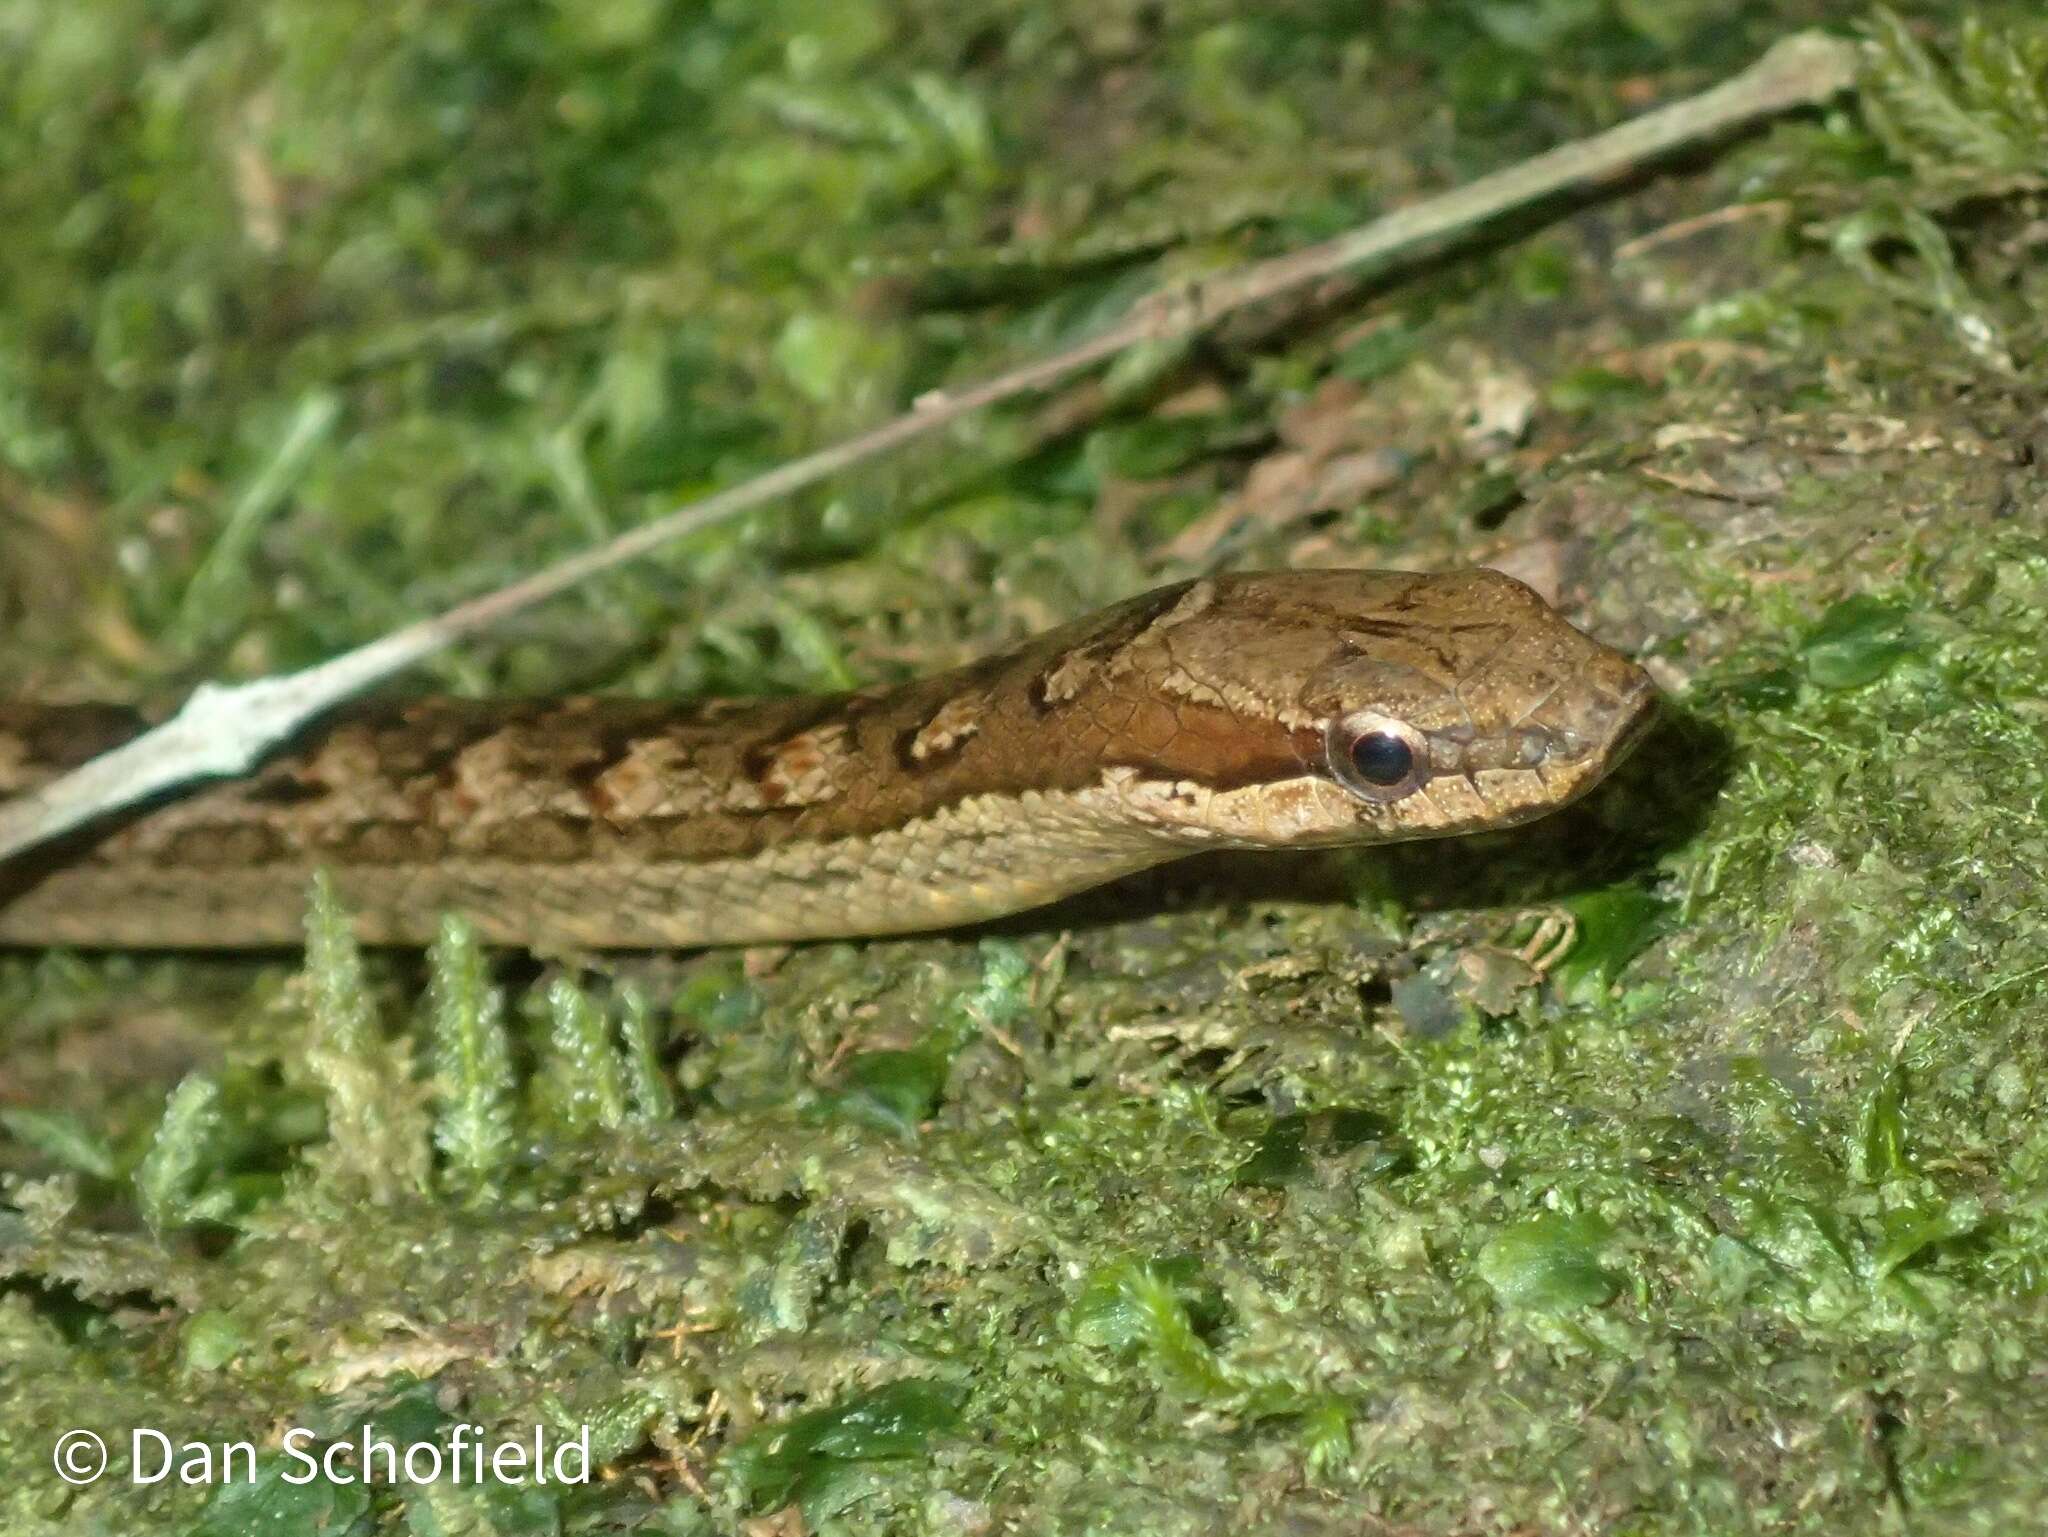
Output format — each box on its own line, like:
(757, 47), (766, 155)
(1349, 731), (1414, 786)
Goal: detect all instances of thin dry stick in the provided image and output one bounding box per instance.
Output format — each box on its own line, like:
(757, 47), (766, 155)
(0, 32), (1857, 865)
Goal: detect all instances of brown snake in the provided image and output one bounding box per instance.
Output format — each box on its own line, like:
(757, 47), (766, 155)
(0, 569), (1655, 950)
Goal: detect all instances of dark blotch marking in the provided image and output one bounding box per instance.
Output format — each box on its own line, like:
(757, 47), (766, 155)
(474, 816), (588, 864)
(322, 820), (449, 865)
(739, 739), (789, 807)
(239, 774), (328, 808)
(1339, 617), (1422, 642)
(893, 726), (929, 774)
(162, 822), (289, 867)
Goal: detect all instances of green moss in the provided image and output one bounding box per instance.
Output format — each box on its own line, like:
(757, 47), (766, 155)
(724, 1379), (966, 1521)
(134, 1077), (234, 1237)
(809, 941), (1034, 1137)
(1477, 1213), (1621, 1312)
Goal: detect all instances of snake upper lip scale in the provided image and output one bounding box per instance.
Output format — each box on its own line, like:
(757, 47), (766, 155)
(0, 568), (1657, 950)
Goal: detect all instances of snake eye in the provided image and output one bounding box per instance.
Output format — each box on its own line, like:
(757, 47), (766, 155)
(1326, 713), (1429, 802)
(1349, 731), (1413, 786)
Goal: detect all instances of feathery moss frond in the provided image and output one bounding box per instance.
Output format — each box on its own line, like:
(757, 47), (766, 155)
(426, 914), (517, 1190)
(544, 975), (630, 1134)
(301, 873), (431, 1202)
(135, 1075), (233, 1237)
(1862, 10), (2048, 194)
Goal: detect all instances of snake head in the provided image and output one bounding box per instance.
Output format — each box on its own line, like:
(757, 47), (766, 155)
(1113, 568), (1657, 848)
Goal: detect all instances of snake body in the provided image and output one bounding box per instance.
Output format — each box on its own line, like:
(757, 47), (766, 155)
(0, 569), (1655, 949)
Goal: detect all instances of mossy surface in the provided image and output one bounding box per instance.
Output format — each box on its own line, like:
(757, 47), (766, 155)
(4, 4), (2048, 1533)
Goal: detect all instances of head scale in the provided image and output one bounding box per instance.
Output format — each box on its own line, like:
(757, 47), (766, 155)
(1114, 568), (1656, 848)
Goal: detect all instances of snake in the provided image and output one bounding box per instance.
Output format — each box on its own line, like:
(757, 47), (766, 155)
(0, 568), (1656, 950)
